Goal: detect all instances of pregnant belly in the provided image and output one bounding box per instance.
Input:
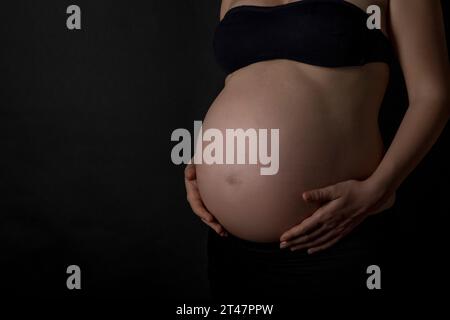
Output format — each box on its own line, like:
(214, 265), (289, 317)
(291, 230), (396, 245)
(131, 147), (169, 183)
(196, 61), (388, 242)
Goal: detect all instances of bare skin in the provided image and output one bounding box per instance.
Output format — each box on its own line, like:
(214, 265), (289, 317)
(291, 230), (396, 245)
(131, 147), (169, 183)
(185, 0), (450, 248)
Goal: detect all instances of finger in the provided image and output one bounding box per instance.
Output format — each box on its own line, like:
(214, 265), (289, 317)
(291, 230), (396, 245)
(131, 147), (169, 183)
(188, 194), (215, 222)
(184, 163), (196, 181)
(184, 170), (215, 222)
(281, 224), (328, 248)
(201, 218), (227, 236)
(307, 222), (359, 254)
(184, 174), (198, 194)
(280, 216), (323, 242)
(183, 164), (226, 235)
(191, 195), (227, 236)
(280, 200), (340, 242)
(290, 228), (341, 251)
(302, 184), (340, 203)
(307, 235), (343, 254)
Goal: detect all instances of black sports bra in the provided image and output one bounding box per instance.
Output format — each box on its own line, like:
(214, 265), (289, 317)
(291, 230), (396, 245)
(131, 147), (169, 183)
(213, 0), (394, 75)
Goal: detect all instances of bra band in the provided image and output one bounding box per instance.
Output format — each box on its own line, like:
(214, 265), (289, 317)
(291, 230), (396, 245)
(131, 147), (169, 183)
(213, 0), (393, 74)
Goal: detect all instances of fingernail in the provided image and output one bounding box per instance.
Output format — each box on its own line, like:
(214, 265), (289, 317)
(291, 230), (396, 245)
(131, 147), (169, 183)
(280, 241), (287, 249)
(307, 249), (314, 254)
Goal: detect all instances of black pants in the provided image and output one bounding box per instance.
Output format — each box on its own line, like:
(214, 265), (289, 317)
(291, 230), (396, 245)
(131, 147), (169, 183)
(207, 207), (395, 300)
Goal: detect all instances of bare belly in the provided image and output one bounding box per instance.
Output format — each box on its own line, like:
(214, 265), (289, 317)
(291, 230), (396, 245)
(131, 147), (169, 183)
(196, 60), (389, 242)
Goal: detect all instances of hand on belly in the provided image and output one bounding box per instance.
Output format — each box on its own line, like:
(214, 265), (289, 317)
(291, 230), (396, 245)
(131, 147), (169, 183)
(279, 179), (396, 254)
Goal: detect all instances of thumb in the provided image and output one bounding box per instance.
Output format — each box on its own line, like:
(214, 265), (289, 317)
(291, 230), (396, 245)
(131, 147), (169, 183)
(302, 185), (339, 202)
(184, 163), (196, 180)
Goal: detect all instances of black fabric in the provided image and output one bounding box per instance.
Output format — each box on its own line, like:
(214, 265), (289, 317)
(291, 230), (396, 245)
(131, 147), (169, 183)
(207, 206), (396, 300)
(213, 0), (393, 75)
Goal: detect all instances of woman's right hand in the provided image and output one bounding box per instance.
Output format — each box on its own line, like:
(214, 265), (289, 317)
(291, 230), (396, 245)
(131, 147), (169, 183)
(184, 163), (228, 237)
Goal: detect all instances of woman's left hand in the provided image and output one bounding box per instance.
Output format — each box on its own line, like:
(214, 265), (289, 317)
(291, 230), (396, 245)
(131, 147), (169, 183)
(280, 178), (396, 254)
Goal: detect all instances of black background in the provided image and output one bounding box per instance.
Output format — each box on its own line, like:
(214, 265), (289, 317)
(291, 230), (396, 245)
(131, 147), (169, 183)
(0, 0), (449, 301)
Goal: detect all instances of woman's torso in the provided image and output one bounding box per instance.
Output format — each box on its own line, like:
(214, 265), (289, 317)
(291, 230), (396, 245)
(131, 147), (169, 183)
(196, 0), (391, 242)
